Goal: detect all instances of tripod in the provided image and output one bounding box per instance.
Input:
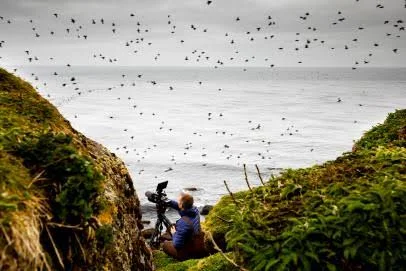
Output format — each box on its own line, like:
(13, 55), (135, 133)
(149, 211), (172, 248)
(146, 181), (172, 248)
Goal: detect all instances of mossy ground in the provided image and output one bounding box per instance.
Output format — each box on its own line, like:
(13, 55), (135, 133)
(158, 109), (405, 271)
(153, 250), (237, 271)
(0, 68), (110, 270)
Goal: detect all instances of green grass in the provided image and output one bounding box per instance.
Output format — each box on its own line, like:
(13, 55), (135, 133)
(0, 68), (67, 133)
(0, 150), (32, 224)
(354, 109), (406, 150)
(153, 250), (237, 271)
(153, 250), (198, 271)
(188, 253), (237, 271)
(202, 109), (406, 271)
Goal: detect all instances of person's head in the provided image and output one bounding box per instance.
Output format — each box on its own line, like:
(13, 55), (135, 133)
(177, 192), (194, 210)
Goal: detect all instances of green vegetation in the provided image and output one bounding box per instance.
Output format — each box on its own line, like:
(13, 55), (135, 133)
(0, 68), (108, 270)
(153, 250), (236, 271)
(0, 67), (67, 133)
(11, 132), (104, 223)
(199, 109), (406, 271)
(95, 224), (114, 249)
(353, 109), (406, 150)
(0, 151), (33, 224)
(188, 253), (237, 271)
(153, 250), (198, 271)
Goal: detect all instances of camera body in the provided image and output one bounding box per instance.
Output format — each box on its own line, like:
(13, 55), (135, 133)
(145, 181), (171, 214)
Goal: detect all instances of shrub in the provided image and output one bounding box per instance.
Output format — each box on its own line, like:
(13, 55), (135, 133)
(11, 132), (104, 224)
(354, 109), (406, 150)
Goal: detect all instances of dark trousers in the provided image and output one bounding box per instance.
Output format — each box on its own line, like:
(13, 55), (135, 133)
(162, 232), (207, 261)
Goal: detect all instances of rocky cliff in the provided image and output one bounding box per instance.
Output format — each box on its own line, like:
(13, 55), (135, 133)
(0, 68), (153, 270)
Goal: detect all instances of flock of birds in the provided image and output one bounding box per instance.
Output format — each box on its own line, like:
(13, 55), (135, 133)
(0, 1), (403, 69)
(0, 1), (404, 180)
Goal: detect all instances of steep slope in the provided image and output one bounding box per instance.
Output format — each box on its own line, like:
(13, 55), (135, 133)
(0, 68), (153, 270)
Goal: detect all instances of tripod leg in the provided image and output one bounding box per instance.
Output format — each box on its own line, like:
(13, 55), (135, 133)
(150, 218), (163, 247)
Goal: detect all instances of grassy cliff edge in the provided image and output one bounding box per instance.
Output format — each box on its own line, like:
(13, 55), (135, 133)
(156, 109), (405, 270)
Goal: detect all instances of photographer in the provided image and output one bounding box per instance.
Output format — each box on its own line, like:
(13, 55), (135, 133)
(162, 192), (206, 260)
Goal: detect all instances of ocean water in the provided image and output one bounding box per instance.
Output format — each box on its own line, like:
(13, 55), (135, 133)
(12, 66), (406, 221)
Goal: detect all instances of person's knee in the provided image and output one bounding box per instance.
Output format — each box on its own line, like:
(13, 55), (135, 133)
(163, 241), (179, 258)
(162, 241), (172, 253)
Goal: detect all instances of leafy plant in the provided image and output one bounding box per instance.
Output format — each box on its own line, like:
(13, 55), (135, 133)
(12, 132), (104, 224)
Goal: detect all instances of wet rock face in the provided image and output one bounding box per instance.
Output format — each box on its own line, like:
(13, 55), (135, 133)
(78, 133), (154, 270)
(141, 228), (155, 239)
(200, 205), (213, 216)
(183, 187), (199, 191)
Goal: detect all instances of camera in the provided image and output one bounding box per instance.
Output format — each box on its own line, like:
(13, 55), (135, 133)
(145, 181), (171, 214)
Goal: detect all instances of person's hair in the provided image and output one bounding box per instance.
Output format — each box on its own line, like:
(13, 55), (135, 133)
(179, 193), (194, 210)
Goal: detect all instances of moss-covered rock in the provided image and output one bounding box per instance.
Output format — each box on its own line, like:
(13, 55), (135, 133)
(153, 250), (237, 271)
(188, 253), (237, 271)
(203, 109), (406, 271)
(0, 68), (153, 270)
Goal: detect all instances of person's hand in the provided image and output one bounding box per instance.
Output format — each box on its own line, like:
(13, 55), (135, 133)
(170, 225), (176, 235)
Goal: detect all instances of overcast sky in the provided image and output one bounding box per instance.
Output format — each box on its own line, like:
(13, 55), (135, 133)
(0, 0), (405, 67)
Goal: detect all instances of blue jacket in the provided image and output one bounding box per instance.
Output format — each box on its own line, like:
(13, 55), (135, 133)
(169, 200), (201, 249)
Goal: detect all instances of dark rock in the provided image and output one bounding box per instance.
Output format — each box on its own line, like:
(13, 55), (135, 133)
(142, 228), (172, 242)
(200, 205), (213, 215)
(184, 187), (198, 191)
(141, 228), (155, 239)
(81, 140), (153, 270)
